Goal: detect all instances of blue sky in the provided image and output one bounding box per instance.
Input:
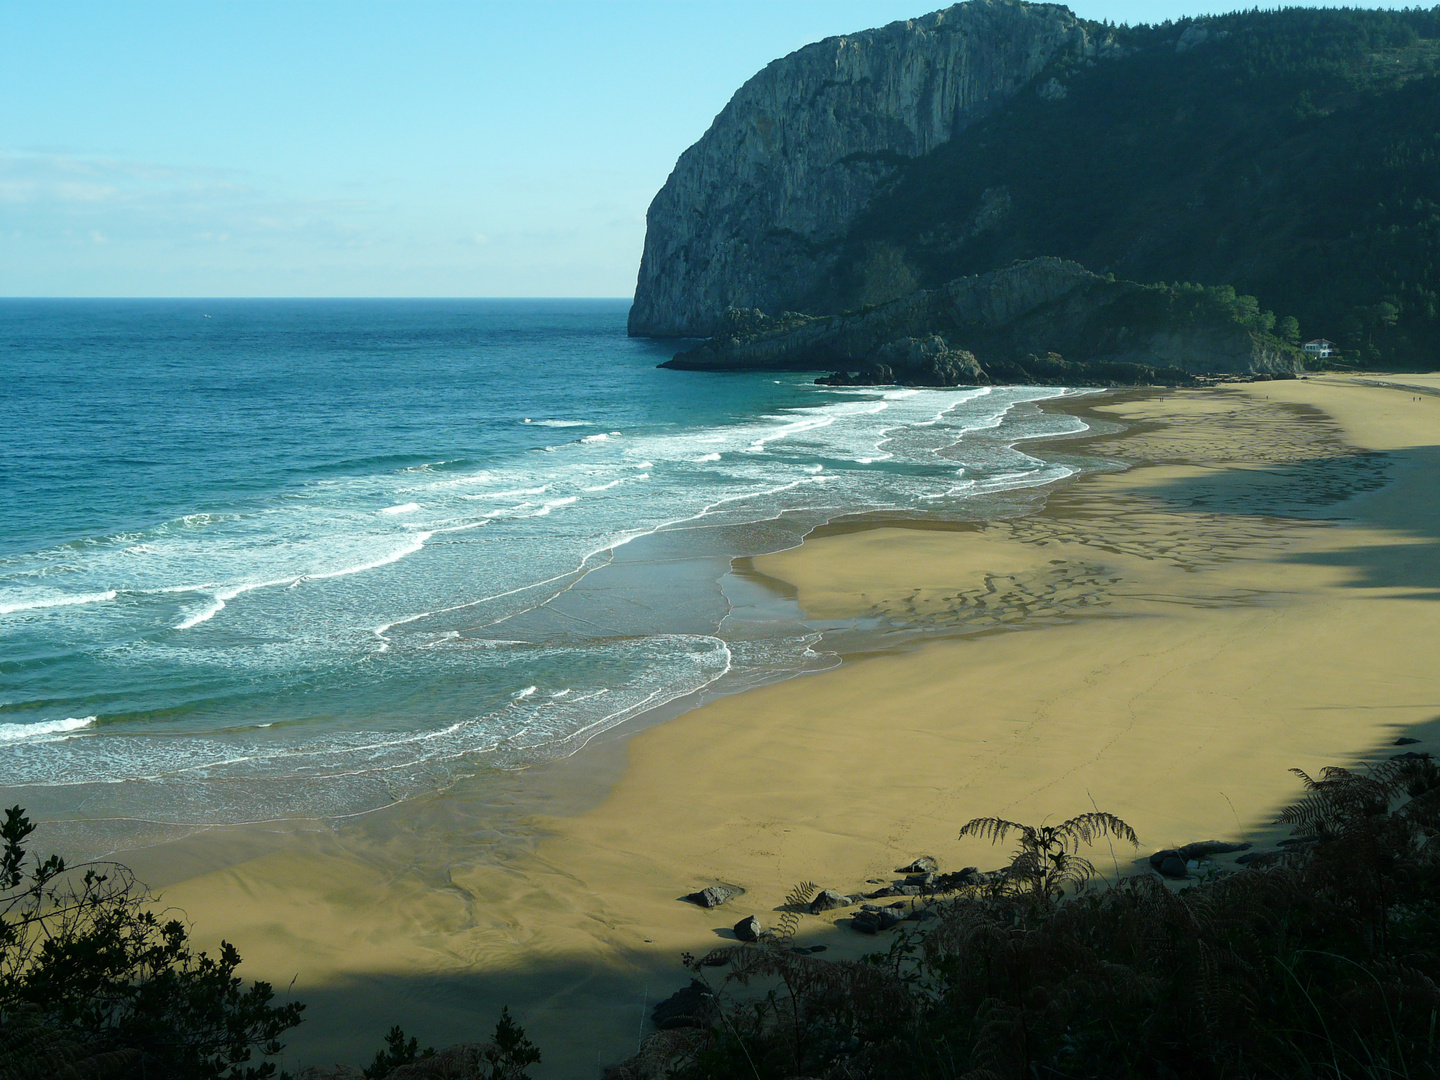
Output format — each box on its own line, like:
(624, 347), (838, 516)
(0, 0), (1417, 297)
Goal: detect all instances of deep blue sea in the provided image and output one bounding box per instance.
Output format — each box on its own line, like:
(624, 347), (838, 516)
(0, 299), (1087, 834)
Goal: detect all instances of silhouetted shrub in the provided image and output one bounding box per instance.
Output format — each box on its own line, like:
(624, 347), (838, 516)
(613, 756), (1440, 1079)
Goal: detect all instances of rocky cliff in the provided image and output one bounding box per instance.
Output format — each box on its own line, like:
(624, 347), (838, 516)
(629, 0), (1095, 338)
(634, 4), (1440, 365)
(661, 258), (1302, 384)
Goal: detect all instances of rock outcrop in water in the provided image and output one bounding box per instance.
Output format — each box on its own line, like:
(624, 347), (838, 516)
(629, 0), (1094, 338)
(660, 258), (1301, 385)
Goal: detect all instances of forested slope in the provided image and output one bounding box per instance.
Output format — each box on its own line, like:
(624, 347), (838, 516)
(824, 7), (1440, 366)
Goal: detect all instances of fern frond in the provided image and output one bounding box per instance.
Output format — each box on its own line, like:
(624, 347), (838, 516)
(776, 880), (817, 943)
(959, 817), (1027, 844)
(1056, 811), (1140, 849)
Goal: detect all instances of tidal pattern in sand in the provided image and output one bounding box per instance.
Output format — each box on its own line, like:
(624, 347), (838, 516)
(0, 300), (1087, 828)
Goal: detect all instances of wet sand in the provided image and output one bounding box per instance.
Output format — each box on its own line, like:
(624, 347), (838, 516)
(115, 374), (1440, 1077)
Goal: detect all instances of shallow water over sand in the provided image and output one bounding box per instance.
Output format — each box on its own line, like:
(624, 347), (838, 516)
(0, 299), (1088, 837)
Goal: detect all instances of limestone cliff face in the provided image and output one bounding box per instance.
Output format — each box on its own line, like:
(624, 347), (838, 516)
(629, 1), (1090, 338)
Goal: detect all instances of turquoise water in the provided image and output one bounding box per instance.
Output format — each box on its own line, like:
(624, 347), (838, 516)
(0, 299), (1086, 830)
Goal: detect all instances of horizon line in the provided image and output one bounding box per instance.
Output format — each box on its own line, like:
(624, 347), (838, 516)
(0, 295), (636, 301)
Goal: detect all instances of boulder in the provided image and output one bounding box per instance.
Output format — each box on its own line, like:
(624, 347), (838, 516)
(1394, 737), (1421, 746)
(1158, 855), (1188, 878)
(851, 910), (881, 934)
(652, 980), (715, 1030)
(895, 856), (938, 874)
(808, 889), (856, 914)
(935, 867), (981, 890)
(733, 916), (763, 943)
(856, 902), (908, 931)
(1177, 841), (1251, 860)
(685, 884), (744, 908)
(876, 907), (907, 931)
(904, 872), (937, 888)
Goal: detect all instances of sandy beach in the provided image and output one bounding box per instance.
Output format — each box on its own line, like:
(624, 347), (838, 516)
(112, 374), (1440, 1078)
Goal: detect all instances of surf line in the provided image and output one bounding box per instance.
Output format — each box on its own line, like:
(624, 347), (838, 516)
(174, 531), (436, 630)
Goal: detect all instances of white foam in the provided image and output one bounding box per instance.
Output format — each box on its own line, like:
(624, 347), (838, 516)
(467, 486), (547, 499)
(307, 532), (433, 582)
(0, 590), (118, 616)
(174, 579), (288, 630)
(695, 453), (721, 462)
(512, 685), (538, 700)
(744, 414), (834, 452)
(0, 716), (95, 743)
(523, 419), (588, 428)
(583, 479), (622, 492)
(579, 433), (609, 444)
(543, 496), (578, 509)
(175, 533), (433, 630)
(380, 502), (421, 515)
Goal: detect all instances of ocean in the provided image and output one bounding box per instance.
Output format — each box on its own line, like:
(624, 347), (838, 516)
(0, 299), (1088, 840)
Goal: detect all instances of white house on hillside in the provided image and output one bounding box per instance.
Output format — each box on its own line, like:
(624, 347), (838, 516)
(1302, 338), (1336, 359)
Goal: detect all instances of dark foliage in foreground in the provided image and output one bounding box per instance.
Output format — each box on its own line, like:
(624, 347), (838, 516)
(364, 1025), (435, 1079)
(359, 1010), (540, 1080)
(611, 755), (1440, 1080)
(0, 806), (304, 1080)
(0, 808), (544, 1080)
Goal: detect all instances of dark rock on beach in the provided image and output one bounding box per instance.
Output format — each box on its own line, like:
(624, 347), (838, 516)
(1151, 852), (1189, 878)
(935, 867), (983, 890)
(1178, 841), (1251, 860)
(808, 889), (859, 914)
(686, 884), (744, 908)
(733, 916), (763, 943)
(895, 856), (938, 874)
(1151, 842), (1249, 876)
(866, 884), (923, 899)
(853, 903), (909, 933)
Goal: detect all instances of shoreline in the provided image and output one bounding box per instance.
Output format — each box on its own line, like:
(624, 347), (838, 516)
(11, 384), (1087, 864)
(61, 375), (1440, 1077)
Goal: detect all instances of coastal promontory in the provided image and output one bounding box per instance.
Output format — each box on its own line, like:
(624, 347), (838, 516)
(633, 1), (1440, 369)
(629, 0), (1095, 338)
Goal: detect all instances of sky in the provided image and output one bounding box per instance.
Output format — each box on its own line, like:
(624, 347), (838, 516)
(0, 0), (1420, 298)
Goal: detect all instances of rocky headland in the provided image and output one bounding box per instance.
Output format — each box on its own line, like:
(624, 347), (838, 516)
(632, 1), (1440, 368)
(661, 258), (1301, 386)
(629, 0), (1101, 338)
